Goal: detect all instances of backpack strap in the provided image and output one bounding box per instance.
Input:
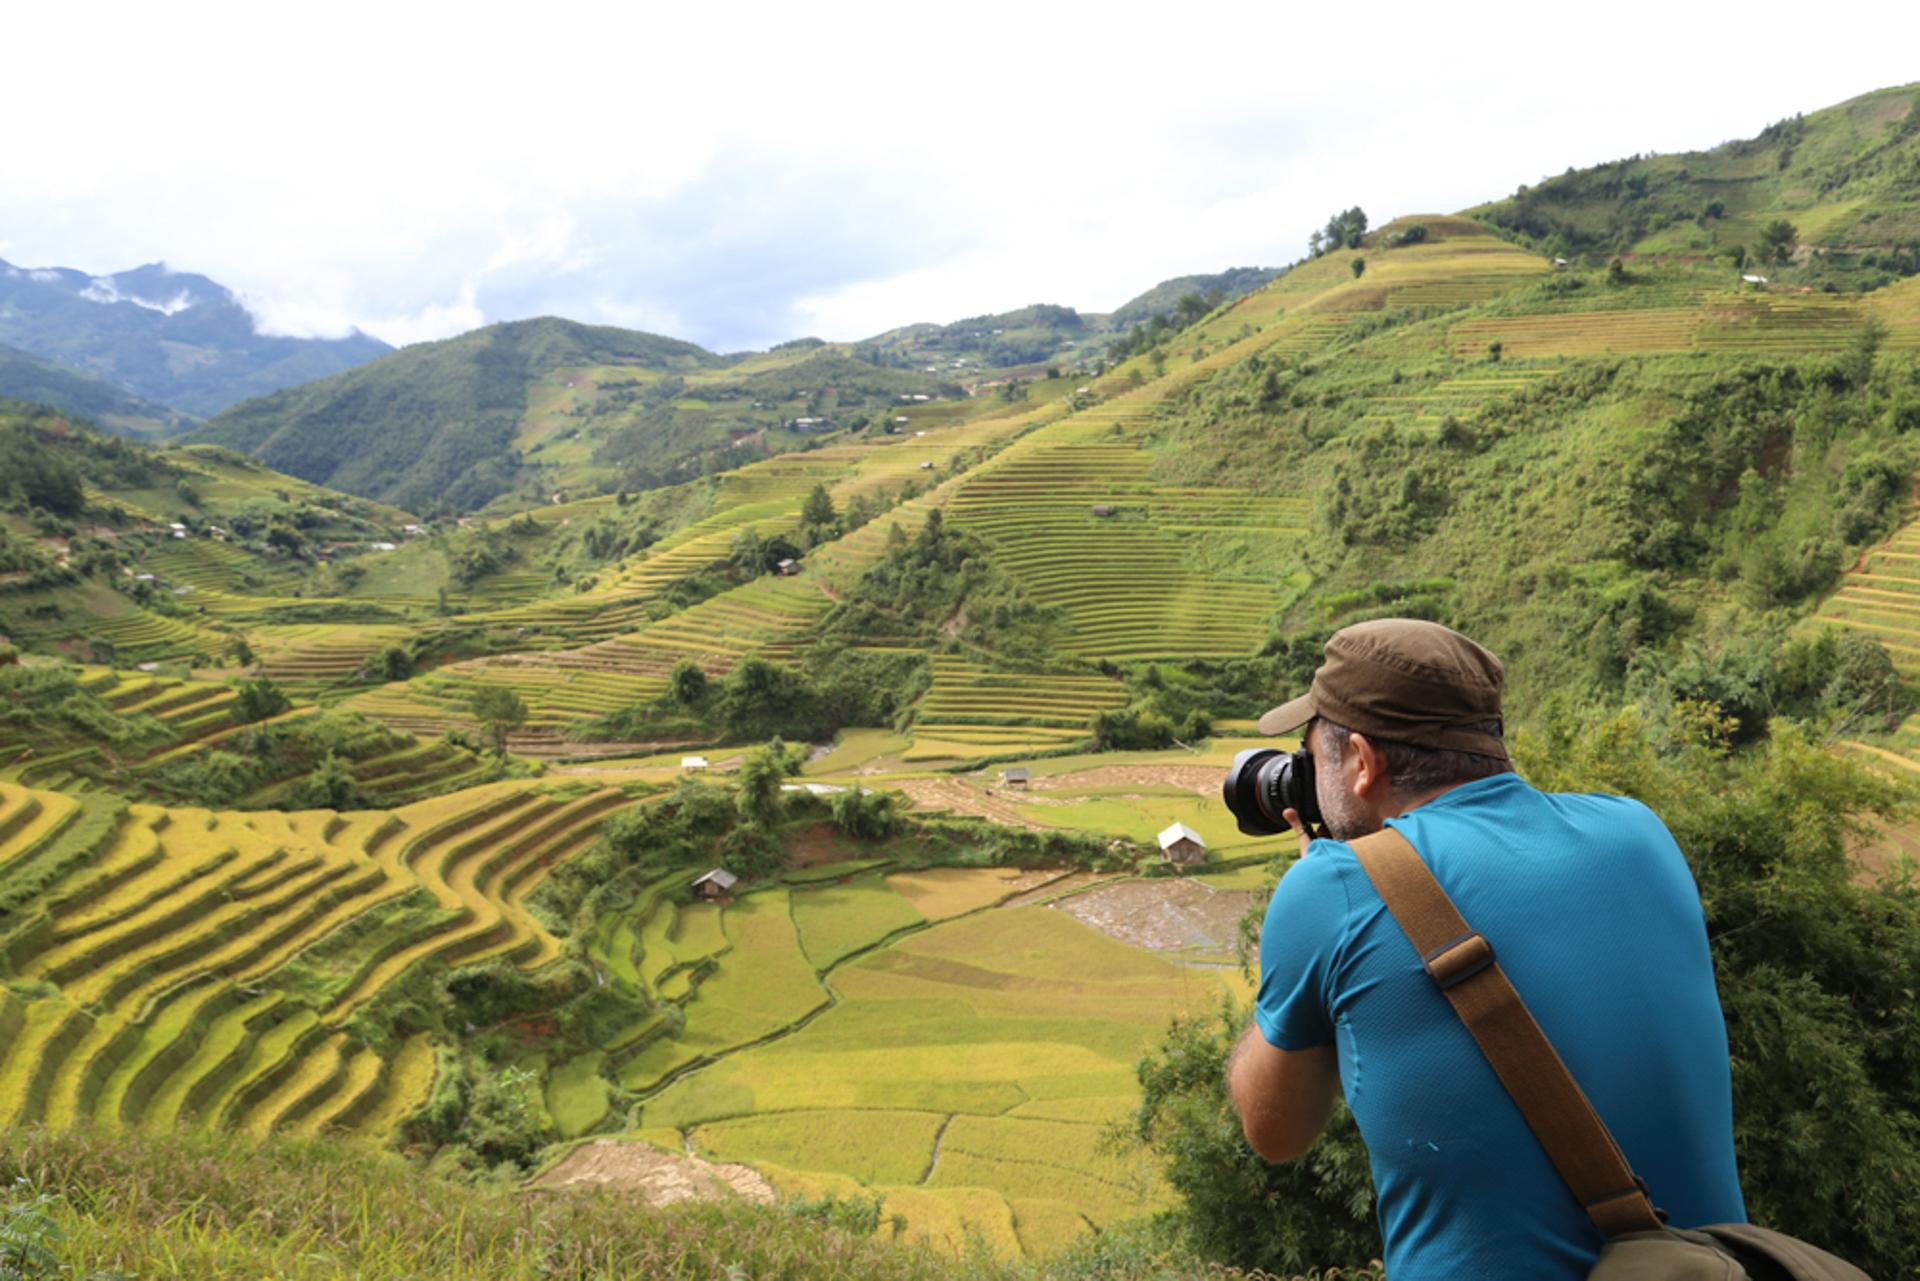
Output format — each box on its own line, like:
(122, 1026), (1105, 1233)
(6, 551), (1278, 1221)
(1349, 826), (1664, 1238)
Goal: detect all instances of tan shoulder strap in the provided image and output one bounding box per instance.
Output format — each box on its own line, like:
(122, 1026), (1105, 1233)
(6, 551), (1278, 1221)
(1348, 826), (1664, 1238)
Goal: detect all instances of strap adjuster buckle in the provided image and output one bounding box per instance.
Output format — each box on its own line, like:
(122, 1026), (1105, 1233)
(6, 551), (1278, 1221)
(1422, 931), (1495, 990)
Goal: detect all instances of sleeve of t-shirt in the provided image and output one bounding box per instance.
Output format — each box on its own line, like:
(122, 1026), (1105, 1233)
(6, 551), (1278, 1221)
(1254, 844), (1352, 1050)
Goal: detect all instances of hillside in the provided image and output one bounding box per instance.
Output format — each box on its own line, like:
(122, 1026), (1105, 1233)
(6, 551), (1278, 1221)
(8, 82), (1920, 1276)
(1471, 82), (1920, 282)
(186, 318), (728, 510)
(0, 258), (392, 417)
(0, 339), (192, 435)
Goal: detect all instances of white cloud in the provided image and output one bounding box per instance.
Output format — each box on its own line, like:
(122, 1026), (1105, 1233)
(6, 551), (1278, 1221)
(1, 0), (1914, 353)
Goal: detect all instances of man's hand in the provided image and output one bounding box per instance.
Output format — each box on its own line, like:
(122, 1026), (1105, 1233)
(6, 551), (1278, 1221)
(1282, 807), (1317, 858)
(1226, 1023), (1339, 1163)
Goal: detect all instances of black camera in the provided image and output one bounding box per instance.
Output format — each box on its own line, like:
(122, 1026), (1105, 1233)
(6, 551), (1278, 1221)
(1221, 747), (1321, 837)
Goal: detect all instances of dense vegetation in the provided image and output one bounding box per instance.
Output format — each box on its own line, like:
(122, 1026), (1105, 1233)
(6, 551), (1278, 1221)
(1471, 85), (1920, 273)
(188, 318), (725, 510)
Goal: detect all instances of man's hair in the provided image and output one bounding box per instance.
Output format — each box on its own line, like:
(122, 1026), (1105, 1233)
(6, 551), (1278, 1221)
(1316, 715), (1514, 796)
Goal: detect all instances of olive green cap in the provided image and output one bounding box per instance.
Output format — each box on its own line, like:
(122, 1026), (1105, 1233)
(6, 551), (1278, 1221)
(1257, 618), (1507, 759)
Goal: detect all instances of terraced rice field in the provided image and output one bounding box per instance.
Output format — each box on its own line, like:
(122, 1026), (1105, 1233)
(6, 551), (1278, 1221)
(903, 658), (1124, 762)
(1815, 520), (1920, 676)
(641, 894), (1229, 1256)
(0, 778), (625, 1140)
(942, 438), (1293, 658)
(1451, 287), (1920, 361)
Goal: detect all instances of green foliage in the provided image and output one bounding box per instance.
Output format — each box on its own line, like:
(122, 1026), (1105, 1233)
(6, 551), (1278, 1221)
(469, 685), (527, 755)
(229, 675), (291, 725)
(187, 317), (714, 508)
(735, 738), (804, 828)
(1131, 997), (1380, 1274)
(0, 1124), (1050, 1281)
(374, 643), (414, 681)
(668, 656), (709, 704)
(832, 787), (903, 841)
(0, 1183), (68, 1281)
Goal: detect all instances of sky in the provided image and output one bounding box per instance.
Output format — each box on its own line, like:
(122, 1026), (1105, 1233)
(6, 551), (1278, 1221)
(5, 1), (1917, 354)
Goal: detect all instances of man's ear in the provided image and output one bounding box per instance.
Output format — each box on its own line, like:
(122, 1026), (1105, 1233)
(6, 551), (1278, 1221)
(1347, 732), (1391, 799)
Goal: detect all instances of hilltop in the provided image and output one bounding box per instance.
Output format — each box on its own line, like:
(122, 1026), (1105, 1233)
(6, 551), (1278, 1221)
(0, 339), (191, 435)
(0, 258), (392, 418)
(1471, 82), (1920, 285)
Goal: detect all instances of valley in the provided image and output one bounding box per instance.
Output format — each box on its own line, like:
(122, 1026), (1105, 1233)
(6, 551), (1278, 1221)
(5, 81), (1920, 1279)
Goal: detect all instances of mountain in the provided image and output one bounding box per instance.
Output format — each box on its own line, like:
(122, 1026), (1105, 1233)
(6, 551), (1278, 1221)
(184, 317), (731, 510)
(855, 268), (1282, 374)
(0, 258), (393, 417)
(1107, 266), (1283, 329)
(0, 338), (193, 435)
(1470, 82), (1920, 283)
(187, 319), (970, 511)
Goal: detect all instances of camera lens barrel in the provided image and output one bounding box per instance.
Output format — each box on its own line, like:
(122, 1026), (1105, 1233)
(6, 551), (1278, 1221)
(1221, 747), (1321, 837)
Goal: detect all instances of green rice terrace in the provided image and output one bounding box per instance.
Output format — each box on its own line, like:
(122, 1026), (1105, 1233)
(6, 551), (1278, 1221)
(9, 84), (1920, 1278)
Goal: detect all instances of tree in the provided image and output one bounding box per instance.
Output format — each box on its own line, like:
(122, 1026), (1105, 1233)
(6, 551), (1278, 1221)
(733, 738), (800, 829)
(1760, 219), (1799, 265)
(374, 644), (413, 681)
(230, 675), (290, 725)
(667, 657), (709, 705)
(469, 685), (527, 755)
(1350, 257), (1366, 279)
(800, 482), (837, 530)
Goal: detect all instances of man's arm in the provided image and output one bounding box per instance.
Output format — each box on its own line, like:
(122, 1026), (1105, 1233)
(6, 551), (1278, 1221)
(1226, 1023), (1339, 1162)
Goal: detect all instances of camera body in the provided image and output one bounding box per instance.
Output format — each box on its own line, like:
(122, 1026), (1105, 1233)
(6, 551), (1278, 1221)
(1221, 746), (1321, 837)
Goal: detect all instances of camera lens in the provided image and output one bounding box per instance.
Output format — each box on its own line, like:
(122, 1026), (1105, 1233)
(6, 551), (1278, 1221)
(1220, 747), (1320, 837)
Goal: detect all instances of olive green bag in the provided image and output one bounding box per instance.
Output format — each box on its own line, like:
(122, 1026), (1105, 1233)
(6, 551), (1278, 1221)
(1350, 828), (1873, 1281)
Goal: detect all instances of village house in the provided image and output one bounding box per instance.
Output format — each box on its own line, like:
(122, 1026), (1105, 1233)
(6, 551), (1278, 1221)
(1002, 767), (1031, 788)
(691, 869), (738, 901)
(1157, 822), (1207, 866)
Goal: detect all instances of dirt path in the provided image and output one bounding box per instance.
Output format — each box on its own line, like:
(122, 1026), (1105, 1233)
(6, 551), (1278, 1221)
(530, 1138), (774, 1205)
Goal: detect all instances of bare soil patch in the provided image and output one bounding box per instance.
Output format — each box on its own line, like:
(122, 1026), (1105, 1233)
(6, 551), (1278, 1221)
(530, 1138), (774, 1206)
(1049, 877), (1257, 954)
(1027, 764), (1222, 795)
(898, 778), (1051, 830)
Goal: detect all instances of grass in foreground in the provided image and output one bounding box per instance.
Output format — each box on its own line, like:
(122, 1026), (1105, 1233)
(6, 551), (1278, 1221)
(0, 1124), (1382, 1281)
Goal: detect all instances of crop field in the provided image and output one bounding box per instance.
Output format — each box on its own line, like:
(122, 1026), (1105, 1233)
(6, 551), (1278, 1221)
(941, 439), (1289, 659)
(634, 899), (1218, 1255)
(789, 872), (928, 969)
(1451, 286), (1920, 362)
(620, 889), (828, 1092)
(1815, 522), (1920, 676)
(0, 777), (625, 1140)
(902, 657), (1123, 761)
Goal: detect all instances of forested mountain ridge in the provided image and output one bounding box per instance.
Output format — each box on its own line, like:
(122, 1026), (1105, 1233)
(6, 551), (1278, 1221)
(0, 338), (191, 435)
(0, 257), (392, 417)
(1470, 82), (1920, 284)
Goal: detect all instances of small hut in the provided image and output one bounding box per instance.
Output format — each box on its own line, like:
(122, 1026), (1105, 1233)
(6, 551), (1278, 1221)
(1091, 504), (1114, 517)
(691, 869), (739, 901)
(776, 558), (800, 576)
(681, 756), (709, 770)
(1157, 822), (1207, 866)
(1002, 767), (1032, 788)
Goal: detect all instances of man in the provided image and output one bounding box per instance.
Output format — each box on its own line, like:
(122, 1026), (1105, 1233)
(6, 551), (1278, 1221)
(1228, 619), (1745, 1280)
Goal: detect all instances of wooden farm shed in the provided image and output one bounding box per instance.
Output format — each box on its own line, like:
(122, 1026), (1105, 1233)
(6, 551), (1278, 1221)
(681, 756), (709, 769)
(691, 869), (739, 900)
(776, 559), (800, 576)
(1002, 767), (1031, 787)
(1157, 822), (1207, 866)
(1091, 504), (1114, 517)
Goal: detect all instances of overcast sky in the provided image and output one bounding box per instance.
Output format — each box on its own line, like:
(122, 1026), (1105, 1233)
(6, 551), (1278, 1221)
(5, 1), (1916, 354)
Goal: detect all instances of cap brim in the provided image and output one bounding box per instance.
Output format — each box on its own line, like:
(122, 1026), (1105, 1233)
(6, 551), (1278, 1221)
(1257, 693), (1316, 737)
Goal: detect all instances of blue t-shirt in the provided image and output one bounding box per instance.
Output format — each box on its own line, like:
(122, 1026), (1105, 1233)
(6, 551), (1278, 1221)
(1255, 773), (1745, 1280)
